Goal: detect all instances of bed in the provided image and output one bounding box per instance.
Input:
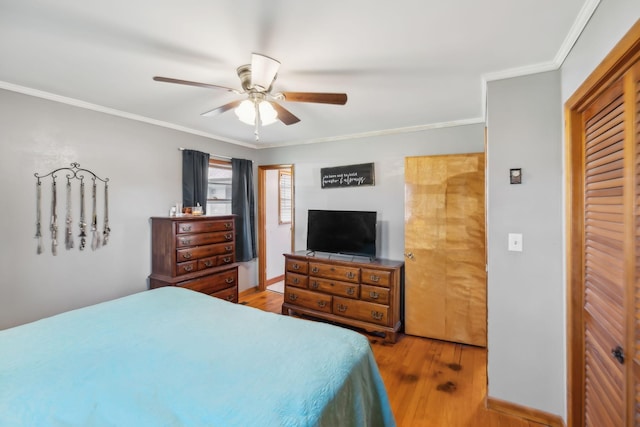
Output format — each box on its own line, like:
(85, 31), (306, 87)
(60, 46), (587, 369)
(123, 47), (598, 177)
(0, 287), (395, 427)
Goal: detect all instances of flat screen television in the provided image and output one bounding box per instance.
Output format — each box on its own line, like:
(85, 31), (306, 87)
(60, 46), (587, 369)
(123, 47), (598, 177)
(306, 209), (377, 259)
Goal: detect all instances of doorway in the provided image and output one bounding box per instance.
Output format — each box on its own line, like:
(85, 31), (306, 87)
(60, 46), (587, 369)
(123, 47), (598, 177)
(257, 164), (294, 292)
(565, 21), (639, 426)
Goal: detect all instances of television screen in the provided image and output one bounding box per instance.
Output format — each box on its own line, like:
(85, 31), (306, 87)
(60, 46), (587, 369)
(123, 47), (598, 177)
(306, 209), (377, 258)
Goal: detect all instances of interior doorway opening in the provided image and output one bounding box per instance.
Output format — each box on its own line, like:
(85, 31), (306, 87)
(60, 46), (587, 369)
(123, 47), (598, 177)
(257, 164), (294, 292)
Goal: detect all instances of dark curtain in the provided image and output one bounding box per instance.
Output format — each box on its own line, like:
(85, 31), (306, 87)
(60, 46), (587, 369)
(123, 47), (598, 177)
(182, 149), (210, 214)
(231, 158), (256, 262)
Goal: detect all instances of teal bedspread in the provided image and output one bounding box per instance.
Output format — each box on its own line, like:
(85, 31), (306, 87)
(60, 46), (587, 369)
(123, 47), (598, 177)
(0, 287), (395, 426)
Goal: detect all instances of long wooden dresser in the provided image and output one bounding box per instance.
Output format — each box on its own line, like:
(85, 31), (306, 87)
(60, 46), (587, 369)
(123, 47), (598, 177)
(149, 215), (238, 303)
(282, 251), (404, 343)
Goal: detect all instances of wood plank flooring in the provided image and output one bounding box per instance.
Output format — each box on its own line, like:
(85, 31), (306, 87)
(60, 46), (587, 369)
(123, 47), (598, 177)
(239, 289), (550, 427)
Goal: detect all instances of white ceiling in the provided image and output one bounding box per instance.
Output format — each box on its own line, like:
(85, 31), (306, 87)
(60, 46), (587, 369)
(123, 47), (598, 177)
(0, 0), (596, 148)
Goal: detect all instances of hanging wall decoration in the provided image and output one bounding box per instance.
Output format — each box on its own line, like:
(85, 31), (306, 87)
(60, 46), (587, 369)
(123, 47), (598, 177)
(34, 162), (110, 255)
(320, 162), (375, 189)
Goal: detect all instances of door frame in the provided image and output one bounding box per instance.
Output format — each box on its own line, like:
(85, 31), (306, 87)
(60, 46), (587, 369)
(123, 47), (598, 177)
(565, 20), (639, 427)
(257, 164), (295, 291)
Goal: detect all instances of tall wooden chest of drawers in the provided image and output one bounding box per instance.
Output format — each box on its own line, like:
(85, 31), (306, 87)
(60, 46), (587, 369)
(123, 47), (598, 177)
(282, 252), (404, 343)
(149, 215), (238, 303)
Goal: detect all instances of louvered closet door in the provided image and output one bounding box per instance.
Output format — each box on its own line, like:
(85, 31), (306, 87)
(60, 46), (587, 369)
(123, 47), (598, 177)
(567, 21), (640, 427)
(581, 60), (640, 426)
(582, 77), (627, 427)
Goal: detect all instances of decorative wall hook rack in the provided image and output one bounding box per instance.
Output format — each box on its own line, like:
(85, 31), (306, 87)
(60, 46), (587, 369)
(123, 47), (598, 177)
(34, 163), (111, 255)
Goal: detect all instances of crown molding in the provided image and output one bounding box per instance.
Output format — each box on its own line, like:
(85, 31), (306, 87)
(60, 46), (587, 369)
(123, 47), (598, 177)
(481, 0), (601, 119)
(0, 81), (258, 149)
(256, 118), (486, 149)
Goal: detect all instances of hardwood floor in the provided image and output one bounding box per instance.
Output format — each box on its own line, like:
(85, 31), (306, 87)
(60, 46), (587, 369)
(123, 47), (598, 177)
(240, 289), (550, 427)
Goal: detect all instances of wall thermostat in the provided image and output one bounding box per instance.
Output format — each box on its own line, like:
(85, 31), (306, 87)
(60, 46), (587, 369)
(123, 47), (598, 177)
(510, 168), (522, 184)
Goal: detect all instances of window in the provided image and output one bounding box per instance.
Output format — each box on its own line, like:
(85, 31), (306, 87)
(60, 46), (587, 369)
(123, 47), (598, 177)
(207, 159), (232, 215)
(279, 169), (292, 224)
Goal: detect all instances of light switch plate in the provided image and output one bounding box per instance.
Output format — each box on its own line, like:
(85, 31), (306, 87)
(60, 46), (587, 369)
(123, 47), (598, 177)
(508, 233), (523, 252)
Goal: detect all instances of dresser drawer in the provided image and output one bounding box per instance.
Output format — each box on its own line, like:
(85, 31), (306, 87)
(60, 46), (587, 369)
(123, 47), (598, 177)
(360, 284), (390, 305)
(175, 231), (234, 248)
(286, 259), (308, 274)
(211, 286), (237, 303)
(175, 220), (234, 234)
(284, 287), (332, 313)
(177, 268), (237, 294)
(309, 262), (360, 283)
(308, 277), (359, 299)
(361, 268), (392, 288)
(285, 272), (308, 289)
(177, 242), (234, 262)
(333, 297), (389, 326)
(176, 260), (198, 276)
(197, 256), (217, 270)
(217, 254), (234, 266)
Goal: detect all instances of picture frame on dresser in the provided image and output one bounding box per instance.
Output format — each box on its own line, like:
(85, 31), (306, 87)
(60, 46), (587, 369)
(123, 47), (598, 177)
(148, 215), (239, 302)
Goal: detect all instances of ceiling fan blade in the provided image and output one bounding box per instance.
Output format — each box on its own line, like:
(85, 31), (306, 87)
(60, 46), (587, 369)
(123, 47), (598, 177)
(201, 100), (243, 117)
(281, 92), (347, 105)
(271, 102), (301, 125)
(153, 76), (238, 93)
(251, 53), (280, 91)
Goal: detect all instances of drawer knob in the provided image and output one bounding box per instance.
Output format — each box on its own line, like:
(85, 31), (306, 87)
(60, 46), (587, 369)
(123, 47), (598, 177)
(293, 278), (300, 284)
(337, 304), (348, 313)
(182, 252), (192, 259)
(225, 233), (233, 240)
(347, 287), (355, 295)
(225, 277), (235, 284)
(311, 266), (319, 273)
(225, 245), (232, 251)
(221, 257), (231, 263)
(310, 281), (318, 289)
(371, 311), (384, 321)
(184, 265), (194, 272)
(224, 222), (232, 229)
(181, 239), (191, 245)
(317, 300), (327, 308)
(203, 260), (213, 267)
(181, 225), (192, 232)
(288, 293), (298, 301)
(293, 263), (300, 270)
(226, 295), (234, 301)
(369, 291), (379, 299)
(370, 275), (380, 282)
(346, 272), (355, 279)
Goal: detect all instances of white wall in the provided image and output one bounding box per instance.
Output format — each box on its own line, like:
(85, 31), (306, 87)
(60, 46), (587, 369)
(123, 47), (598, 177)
(265, 169), (290, 280)
(484, 2), (639, 420)
(0, 89), (257, 330)
(486, 71), (564, 416)
(561, 0), (640, 102)
(257, 124), (485, 261)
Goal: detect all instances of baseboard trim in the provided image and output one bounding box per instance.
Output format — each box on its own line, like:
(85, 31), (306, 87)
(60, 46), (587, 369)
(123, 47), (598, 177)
(486, 396), (565, 427)
(265, 274), (284, 286)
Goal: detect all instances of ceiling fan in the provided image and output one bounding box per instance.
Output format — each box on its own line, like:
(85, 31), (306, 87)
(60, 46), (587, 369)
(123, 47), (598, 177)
(153, 53), (348, 140)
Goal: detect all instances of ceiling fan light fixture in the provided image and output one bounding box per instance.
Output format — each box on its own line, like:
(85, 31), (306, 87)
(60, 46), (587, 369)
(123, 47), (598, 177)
(250, 53), (280, 91)
(234, 99), (278, 126)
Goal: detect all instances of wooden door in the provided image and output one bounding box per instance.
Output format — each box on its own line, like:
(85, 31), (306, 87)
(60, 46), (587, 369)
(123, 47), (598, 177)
(404, 153), (486, 347)
(565, 20), (639, 427)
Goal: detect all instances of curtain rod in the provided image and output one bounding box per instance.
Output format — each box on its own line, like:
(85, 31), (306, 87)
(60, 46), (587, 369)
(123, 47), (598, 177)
(178, 147), (231, 161)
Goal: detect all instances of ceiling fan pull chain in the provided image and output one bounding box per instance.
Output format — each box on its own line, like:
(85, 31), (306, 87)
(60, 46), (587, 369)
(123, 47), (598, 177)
(254, 101), (261, 141)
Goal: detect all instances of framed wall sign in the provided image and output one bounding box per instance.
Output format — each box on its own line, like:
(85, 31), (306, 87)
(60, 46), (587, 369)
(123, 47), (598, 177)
(320, 162), (375, 189)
